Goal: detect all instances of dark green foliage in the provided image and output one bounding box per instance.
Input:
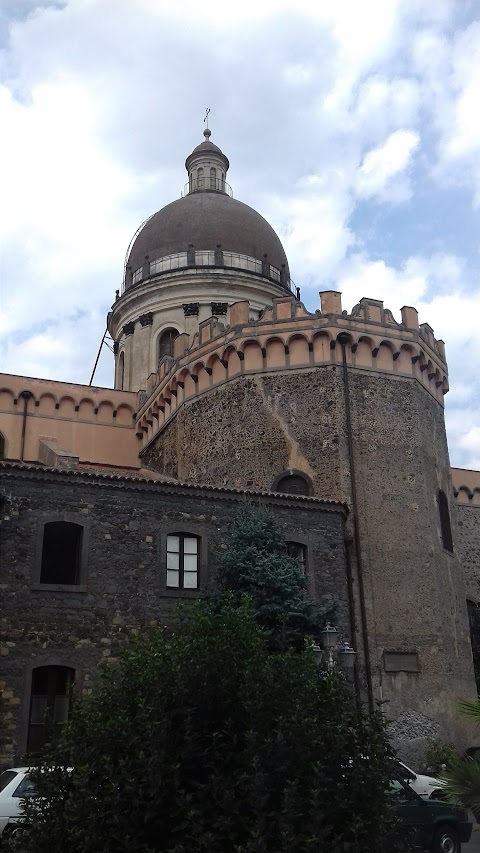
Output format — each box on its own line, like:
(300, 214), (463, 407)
(440, 698), (480, 814)
(467, 601), (480, 692)
(13, 601), (411, 853)
(420, 738), (461, 775)
(208, 506), (334, 648)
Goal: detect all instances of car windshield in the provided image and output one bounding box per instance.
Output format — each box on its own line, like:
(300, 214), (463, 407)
(0, 771), (18, 793)
(13, 777), (36, 798)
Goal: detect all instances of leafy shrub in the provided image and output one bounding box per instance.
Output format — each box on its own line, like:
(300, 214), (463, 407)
(12, 600), (411, 853)
(421, 738), (461, 775)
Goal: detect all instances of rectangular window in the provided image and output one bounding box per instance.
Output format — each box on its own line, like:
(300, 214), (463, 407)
(27, 666), (75, 755)
(40, 521), (83, 585)
(166, 534), (199, 590)
(286, 541), (307, 575)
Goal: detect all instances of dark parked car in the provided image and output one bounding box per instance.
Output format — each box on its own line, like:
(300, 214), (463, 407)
(391, 775), (472, 852)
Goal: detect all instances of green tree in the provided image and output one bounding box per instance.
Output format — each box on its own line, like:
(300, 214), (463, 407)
(13, 601), (409, 853)
(440, 698), (480, 814)
(209, 506), (334, 649)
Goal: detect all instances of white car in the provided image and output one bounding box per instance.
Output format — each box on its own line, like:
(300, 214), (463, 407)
(0, 767), (34, 842)
(394, 759), (446, 800)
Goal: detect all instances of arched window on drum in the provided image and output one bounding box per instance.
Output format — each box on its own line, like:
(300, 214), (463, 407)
(158, 328), (179, 365)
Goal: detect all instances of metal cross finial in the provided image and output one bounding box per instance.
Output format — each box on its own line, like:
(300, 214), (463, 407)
(204, 107), (210, 129)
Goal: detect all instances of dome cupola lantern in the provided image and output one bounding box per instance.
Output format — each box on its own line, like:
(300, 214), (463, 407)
(184, 128), (231, 195)
(110, 129), (292, 393)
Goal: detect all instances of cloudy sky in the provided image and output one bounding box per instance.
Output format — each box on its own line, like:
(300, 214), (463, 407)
(1, 0), (479, 469)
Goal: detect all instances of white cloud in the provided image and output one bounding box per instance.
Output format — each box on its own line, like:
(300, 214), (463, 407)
(354, 130), (419, 201)
(457, 427), (480, 471)
(0, 0), (479, 469)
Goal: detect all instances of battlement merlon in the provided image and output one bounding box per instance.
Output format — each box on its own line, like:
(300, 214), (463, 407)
(135, 293), (449, 440)
(319, 291), (447, 367)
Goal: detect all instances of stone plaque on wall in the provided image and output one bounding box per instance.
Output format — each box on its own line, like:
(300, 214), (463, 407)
(384, 651), (420, 672)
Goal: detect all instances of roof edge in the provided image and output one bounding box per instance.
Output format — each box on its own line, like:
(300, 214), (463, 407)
(0, 460), (347, 514)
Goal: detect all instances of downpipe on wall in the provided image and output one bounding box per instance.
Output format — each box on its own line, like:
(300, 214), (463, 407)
(19, 390), (33, 462)
(337, 333), (375, 714)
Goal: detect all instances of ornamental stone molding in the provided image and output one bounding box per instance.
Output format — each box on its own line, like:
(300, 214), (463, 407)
(139, 312), (153, 327)
(183, 302), (200, 316)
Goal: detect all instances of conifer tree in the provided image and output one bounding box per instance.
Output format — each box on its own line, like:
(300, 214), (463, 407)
(209, 506), (334, 649)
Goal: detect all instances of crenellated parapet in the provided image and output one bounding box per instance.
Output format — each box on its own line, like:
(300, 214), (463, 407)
(0, 374), (139, 468)
(135, 291), (448, 446)
(452, 467), (480, 507)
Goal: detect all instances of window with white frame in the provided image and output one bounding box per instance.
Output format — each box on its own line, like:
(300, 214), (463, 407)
(166, 533), (199, 589)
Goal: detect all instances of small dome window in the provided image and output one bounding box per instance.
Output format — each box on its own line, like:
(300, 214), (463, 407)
(210, 167), (217, 189)
(197, 167), (204, 189)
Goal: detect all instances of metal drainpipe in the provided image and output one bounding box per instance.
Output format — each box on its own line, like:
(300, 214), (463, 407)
(344, 537), (362, 713)
(337, 333), (375, 713)
(19, 390), (33, 462)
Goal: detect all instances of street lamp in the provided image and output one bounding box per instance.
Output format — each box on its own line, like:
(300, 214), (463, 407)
(314, 623), (356, 671)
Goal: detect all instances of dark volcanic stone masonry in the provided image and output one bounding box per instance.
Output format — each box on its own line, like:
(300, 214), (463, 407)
(0, 467), (347, 766)
(141, 364), (476, 755)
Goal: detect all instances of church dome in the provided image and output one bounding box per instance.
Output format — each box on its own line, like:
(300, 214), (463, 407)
(124, 131), (290, 292)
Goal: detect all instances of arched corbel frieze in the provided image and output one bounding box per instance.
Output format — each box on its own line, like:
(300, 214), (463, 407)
(58, 396), (76, 417)
(223, 345), (242, 377)
(38, 393), (57, 414)
(354, 336), (374, 369)
(264, 337), (287, 370)
(311, 331), (331, 364)
(396, 345), (415, 376)
(376, 340), (395, 371)
(241, 340), (264, 371)
(286, 333), (310, 366)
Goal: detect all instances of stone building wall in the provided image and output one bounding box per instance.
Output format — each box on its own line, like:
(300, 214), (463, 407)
(452, 469), (480, 602)
(141, 368), (345, 497)
(0, 464), (347, 768)
(141, 363), (477, 758)
(458, 505), (480, 602)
